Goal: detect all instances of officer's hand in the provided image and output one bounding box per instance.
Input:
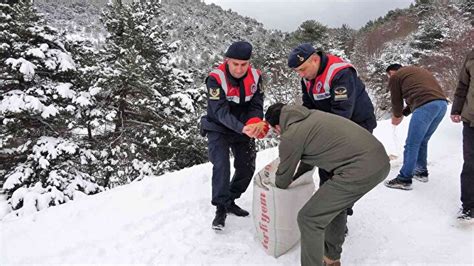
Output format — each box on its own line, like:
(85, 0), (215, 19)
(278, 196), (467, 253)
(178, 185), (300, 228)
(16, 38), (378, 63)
(258, 121), (270, 139)
(244, 117), (268, 138)
(391, 115), (403, 126)
(451, 115), (462, 123)
(242, 124), (259, 137)
(251, 121), (269, 138)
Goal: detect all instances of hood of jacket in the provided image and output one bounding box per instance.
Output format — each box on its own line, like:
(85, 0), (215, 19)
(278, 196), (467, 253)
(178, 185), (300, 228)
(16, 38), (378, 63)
(280, 105), (311, 133)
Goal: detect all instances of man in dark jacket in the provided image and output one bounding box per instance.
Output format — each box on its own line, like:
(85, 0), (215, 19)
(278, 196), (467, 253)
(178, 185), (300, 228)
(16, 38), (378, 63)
(451, 49), (474, 221)
(264, 103), (390, 266)
(287, 43), (377, 221)
(288, 43), (376, 132)
(384, 64), (448, 190)
(200, 41), (268, 231)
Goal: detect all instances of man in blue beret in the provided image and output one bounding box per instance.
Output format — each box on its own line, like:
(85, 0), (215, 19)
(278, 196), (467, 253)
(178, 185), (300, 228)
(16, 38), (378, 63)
(200, 41), (267, 231)
(287, 43), (377, 264)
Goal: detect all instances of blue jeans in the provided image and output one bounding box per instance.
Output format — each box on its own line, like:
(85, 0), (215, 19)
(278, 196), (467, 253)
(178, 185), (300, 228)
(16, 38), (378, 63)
(398, 100), (447, 182)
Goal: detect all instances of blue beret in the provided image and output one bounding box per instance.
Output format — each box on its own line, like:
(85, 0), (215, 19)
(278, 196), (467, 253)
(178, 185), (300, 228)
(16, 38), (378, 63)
(288, 43), (316, 68)
(225, 41), (252, 60)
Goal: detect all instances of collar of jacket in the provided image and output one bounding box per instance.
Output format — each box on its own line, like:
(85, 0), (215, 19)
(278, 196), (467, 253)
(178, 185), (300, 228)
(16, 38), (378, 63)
(316, 51), (328, 77)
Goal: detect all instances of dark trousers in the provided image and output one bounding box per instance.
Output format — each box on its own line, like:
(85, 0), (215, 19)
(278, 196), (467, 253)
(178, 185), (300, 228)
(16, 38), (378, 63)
(461, 123), (474, 210)
(207, 131), (256, 208)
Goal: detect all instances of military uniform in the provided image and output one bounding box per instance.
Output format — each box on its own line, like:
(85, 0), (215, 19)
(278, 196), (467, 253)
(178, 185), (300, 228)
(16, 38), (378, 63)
(201, 62), (263, 208)
(300, 52), (376, 132)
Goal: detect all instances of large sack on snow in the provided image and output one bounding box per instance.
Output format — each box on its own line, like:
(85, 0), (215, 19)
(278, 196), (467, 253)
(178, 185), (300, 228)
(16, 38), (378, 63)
(252, 158), (315, 257)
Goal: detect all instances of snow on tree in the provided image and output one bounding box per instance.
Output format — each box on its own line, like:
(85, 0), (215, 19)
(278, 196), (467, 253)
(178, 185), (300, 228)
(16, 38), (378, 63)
(0, 0), (102, 218)
(35, 0), (105, 46)
(91, 0), (206, 186)
(351, 0), (473, 118)
(411, 14), (449, 56)
(327, 24), (356, 59)
(1, 0), (472, 218)
(291, 20), (330, 50)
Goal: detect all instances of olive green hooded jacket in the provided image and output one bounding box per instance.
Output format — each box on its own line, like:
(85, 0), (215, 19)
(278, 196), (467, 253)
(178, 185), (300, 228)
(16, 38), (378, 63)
(275, 105), (389, 189)
(451, 49), (474, 126)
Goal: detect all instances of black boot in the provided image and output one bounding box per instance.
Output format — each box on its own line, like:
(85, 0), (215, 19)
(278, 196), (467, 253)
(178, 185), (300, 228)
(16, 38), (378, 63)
(212, 206), (227, 231)
(457, 208), (474, 222)
(227, 202), (249, 217)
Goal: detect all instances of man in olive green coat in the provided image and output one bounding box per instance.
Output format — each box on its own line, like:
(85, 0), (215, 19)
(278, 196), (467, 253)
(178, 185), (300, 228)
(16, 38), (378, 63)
(264, 103), (390, 266)
(451, 49), (474, 221)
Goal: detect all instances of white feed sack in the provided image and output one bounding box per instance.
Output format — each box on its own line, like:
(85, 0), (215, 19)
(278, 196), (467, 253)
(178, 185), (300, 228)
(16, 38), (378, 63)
(252, 158), (315, 257)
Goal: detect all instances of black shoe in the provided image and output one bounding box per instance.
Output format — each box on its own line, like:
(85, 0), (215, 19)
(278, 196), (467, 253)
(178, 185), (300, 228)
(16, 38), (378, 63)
(212, 206), (227, 231)
(384, 177), (412, 190)
(457, 208), (474, 222)
(413, 170), (429, 183)
(227, 202), (249, 217)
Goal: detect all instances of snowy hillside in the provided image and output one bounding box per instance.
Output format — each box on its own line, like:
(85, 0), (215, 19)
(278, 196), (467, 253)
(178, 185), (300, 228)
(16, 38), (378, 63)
(1, 111), (473, 265)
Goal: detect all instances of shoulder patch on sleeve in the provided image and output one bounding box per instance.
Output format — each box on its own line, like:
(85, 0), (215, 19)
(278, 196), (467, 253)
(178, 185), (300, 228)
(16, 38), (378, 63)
(334, 87), (348, 101)
(209, 88), (220, 100)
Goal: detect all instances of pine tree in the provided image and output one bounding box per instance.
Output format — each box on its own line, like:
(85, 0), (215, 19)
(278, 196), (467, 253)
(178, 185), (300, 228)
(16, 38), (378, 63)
(332, 24), (355, 57)
(291, 20), (329, 49)
(93, 0), (206, 186)
(411, 16), (447, 53)
(459, 0), (473, 20)
(0, 0), (102, 218)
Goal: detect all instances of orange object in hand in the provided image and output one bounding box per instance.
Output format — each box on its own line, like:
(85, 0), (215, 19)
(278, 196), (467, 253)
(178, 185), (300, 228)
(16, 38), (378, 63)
(246, 117), (269, 139)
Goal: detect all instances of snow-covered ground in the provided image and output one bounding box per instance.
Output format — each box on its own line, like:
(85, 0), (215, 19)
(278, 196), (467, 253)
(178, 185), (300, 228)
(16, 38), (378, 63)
(1, 112), (473, 265)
